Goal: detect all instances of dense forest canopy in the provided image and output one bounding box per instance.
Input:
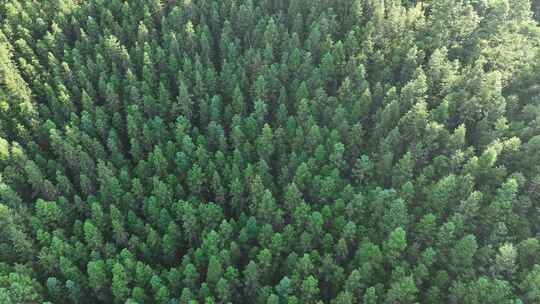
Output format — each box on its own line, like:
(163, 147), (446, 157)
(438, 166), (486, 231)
(1, 0), (540, 303)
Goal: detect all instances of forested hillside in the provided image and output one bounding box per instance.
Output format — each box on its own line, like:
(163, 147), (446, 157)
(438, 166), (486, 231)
(1, 0), (540, 303)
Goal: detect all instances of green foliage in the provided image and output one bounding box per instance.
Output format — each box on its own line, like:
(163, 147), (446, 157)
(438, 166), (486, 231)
(0, 0), (539, 303)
